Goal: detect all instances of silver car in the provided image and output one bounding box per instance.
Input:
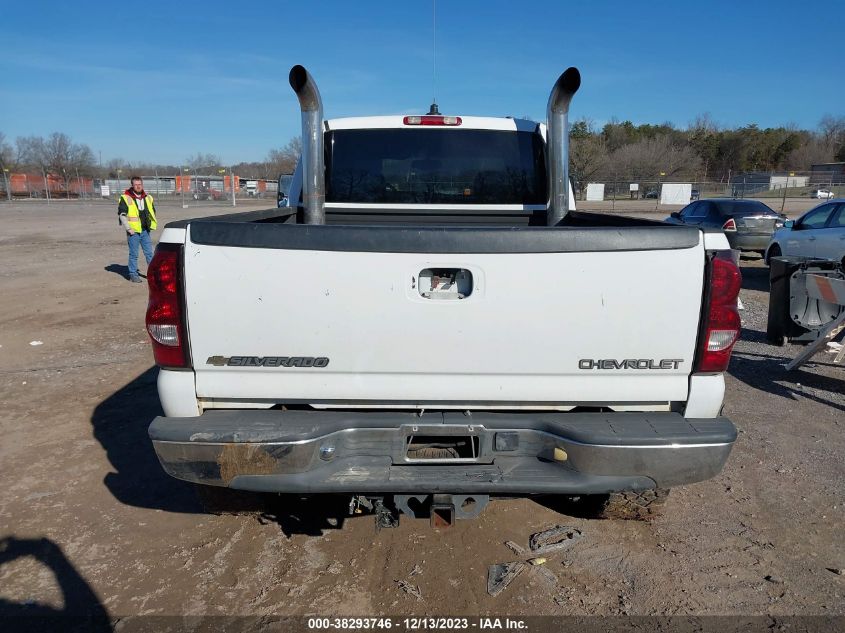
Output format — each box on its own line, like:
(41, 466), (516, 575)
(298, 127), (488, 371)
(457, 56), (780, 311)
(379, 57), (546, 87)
(666, 199), (785, 254)
(765, 199), (845, 266)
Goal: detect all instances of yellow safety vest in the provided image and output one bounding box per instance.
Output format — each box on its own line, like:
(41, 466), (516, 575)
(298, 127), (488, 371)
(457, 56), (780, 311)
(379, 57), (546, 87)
(120, 193), (157, 232)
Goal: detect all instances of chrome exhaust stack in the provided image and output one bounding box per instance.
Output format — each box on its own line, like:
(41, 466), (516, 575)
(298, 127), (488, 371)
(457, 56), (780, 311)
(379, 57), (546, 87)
(546, 67), (581, 226)
(289, 65), (325, 225)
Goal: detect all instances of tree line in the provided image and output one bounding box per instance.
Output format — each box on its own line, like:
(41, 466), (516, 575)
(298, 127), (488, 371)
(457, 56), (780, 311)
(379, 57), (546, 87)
(569, 115), (845, 189)
(3, 116), (844, 188)
(0, 132), (302, 181)
(0, 132), (96, 181)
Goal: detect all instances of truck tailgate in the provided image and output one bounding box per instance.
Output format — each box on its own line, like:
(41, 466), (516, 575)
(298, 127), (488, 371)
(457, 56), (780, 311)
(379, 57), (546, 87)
(184, 223), (705, 407)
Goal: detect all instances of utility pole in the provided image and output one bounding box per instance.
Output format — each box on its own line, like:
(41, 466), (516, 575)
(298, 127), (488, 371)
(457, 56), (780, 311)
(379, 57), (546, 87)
(181, 166), (188, 208)
(655, 172), (664, 211)
(231, 167), (236, 208)
(612, 171), (617, 212)
(781, 171), (792, 213)
(2, 168), (10, 202)
(219, 168), (235, 208)
(42, 167), (51, 204)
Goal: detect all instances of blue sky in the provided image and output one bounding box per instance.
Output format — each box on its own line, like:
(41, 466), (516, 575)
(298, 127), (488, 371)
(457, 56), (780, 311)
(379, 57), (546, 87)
(1, 0), (841, 165)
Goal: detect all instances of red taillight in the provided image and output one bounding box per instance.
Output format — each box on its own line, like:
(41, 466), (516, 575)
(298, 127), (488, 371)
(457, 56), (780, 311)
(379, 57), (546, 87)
(696, 253), (742, 373)
(722, 218), (737, 231)
(710, 252), (742, 303)
(403, 115), (462, 126)
(145, 243), (190, 369)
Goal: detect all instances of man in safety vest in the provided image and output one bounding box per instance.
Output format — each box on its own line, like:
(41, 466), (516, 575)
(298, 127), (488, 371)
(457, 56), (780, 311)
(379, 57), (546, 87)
(117, 176), (157, 283)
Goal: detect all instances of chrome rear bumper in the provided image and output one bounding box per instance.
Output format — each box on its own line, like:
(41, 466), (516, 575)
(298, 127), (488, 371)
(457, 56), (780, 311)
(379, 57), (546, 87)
(149, 410), (736, 494)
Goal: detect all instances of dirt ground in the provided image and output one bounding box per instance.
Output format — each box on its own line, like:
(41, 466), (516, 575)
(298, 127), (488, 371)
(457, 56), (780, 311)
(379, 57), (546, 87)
(0, 199), (843, 624)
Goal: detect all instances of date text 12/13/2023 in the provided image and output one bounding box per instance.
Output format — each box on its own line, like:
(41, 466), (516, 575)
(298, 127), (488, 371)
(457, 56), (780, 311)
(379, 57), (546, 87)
(307, 618), (528, 630)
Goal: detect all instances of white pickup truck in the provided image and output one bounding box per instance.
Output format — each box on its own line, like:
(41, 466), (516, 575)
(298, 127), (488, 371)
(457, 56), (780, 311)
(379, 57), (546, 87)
(145, 66), (740, 525)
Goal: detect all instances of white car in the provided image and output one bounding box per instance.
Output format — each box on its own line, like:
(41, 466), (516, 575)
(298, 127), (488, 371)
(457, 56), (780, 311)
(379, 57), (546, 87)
(766, 200), (845, 266)
(812, 189), (835, 199)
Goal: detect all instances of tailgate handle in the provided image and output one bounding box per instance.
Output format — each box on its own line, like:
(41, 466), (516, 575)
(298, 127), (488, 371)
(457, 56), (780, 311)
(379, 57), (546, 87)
(417, 268), (472, 300)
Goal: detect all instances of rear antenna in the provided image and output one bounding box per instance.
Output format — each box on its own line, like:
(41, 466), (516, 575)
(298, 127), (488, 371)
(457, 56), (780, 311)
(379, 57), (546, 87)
(428, 0), (439, 115)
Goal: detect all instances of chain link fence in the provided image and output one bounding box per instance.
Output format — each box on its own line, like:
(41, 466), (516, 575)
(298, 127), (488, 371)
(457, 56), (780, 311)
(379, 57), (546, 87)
(0, 170), (96, 201)
(577, 169), (845, 207)
(4, 166), (843, 209)
(0, 169), (283, 208)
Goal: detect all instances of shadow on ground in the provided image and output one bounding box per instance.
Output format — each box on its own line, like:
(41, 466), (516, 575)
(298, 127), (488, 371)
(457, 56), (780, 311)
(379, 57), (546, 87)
(104, 264), (129, 280)
(104, 264), (145, 280)
(91, 368), (353, 535)
(91, 367), (201, 513)
(0, 536), (111, 632)
(729, 349), (845, 413)
(194, 487), (351, 537)
(532, 494), (616, 520)
(739, 326), (771, 344)
(262, 495), (351, 538)
(740, 263), (769, 292)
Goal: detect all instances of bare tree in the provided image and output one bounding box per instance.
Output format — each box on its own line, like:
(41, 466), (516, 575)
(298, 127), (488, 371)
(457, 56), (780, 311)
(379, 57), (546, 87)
(14, 133), (95, 175)
(71, 144), (96, 172)
(689, 113), (719, 133)
(0, 132), (13, 168)
(231, 160), (272, 179)
(106, 158), (131, 179)
(609, 134), (702, 180)
(784, 138), (835, 170)
(0, 132), (11, 197)
(42, 133), (73, 175)
(819, 115), (845, 145)
(186, 152), (222, 171)
(40, 132), (96, 180)
(15, 136), (47, 169)
(266, 137), (301, 176)
(12, 136), (51, 196)
(818, 116), (845, 161)
(569, 119), (608, 198)
(687, 114), (721, 180)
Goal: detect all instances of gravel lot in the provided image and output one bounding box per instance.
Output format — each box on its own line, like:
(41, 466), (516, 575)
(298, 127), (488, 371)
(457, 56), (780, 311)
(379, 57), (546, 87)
(0, 199), (842, 624)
